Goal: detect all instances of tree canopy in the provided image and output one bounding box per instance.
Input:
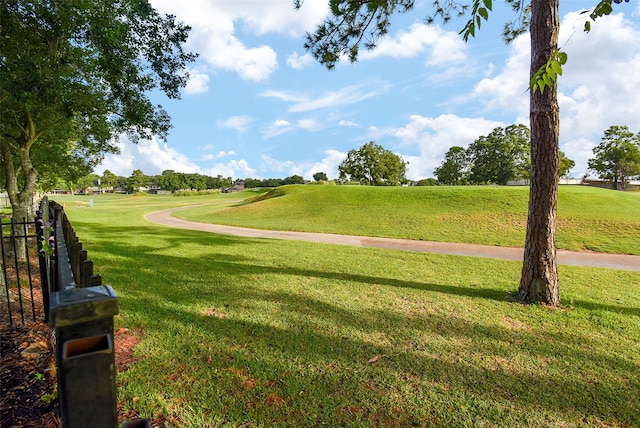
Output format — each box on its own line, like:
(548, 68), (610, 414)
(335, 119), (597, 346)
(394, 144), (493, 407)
(468, 125), (530, 185)
(0, 0), (196, 220)
(434, 146), (469, 185)
(588, 125), (640, 190)
(434, 126), (574, 186)
(339, 141), (408, 185)
(313, 172), (328, 182)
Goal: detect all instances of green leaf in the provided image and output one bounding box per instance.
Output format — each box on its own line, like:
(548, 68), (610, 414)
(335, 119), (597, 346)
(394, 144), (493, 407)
(529, 50), (568, 92)
(478, 7), (489, 20)
(558, 51), (568, 64)
(483, 0), (493, 11)
(547, 69), (557, 82)
(584, 21), (591, 32)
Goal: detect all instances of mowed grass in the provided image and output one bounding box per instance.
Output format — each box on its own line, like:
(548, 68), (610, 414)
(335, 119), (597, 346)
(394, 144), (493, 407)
(175, 185), (640, 255)
(55, 192), (640, 427)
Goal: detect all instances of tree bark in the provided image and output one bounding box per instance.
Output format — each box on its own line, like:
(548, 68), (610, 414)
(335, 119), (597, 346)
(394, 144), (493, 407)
(1, 112), (40, 261)
(519, 0), (561, 306)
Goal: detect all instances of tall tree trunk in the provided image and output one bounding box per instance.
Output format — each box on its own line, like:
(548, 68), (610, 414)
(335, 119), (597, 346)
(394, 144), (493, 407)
(519, 0), (561, 306)
(1, 113), (40, 261)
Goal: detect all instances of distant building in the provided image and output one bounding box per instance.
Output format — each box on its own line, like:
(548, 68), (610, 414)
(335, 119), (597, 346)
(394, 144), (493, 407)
(224, 181), (245, 193)
(582, 178), (640, 191)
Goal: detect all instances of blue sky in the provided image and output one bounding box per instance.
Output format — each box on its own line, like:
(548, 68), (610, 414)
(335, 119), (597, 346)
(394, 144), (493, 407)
(96, 0), (640, 181)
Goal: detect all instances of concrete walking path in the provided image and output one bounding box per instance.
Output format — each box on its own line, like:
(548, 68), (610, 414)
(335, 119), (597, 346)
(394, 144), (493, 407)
(145, 208), (640, 271)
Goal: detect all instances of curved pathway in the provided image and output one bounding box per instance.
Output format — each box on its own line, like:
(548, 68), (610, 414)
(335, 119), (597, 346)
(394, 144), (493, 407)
(145, 208), (640, 271)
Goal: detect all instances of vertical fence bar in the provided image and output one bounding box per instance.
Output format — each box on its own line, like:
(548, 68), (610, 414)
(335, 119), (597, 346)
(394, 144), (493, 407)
(37, 199), (52, 322)
(0, 221), (14, 325)
(91, 274), (102, 286)
(81, 259), (93, 288)
(20, 218), (37, 322)
(78, 250), (88, 287)
(10, 220), (25, 324)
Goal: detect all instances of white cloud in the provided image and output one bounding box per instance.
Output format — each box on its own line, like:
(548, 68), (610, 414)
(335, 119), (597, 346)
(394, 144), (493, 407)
(149, 0), (328, 82)
(261, 154), (294, 173)
(203, 159), (256, 179)
(469, 11), (640, 177)
(184, 68), (210, 94)
(339, 119), (359, 127)
(297, 118), (319, 131)
(261, 82), (390, 112)
(373, 114), (505, 180)
(217, 116), (253, 133)
(202, 151), (236, 161)
(95, 136), (201, 176)
(287, 52), (315, 70)
(361, 22), (467, 66)
(290, 149), (347, 180)
(264, 149), (346, 180)
(559, 11), (640, 141)
(263, 119), (294, 139)
(236, 0), (329, 37)
(471, 34), (529, 119)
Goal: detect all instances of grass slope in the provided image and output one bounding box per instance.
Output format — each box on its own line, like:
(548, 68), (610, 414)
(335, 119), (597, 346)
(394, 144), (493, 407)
(53, 193), (640, 427)
(176, 185), (640, 255)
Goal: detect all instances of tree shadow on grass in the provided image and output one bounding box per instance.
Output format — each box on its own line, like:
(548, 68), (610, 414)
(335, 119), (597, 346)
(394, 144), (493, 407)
(77, 221), (640, 318)
(68, 222), (640, 425)
(123, 291), (640, 427)
(568, 298), (640, 317)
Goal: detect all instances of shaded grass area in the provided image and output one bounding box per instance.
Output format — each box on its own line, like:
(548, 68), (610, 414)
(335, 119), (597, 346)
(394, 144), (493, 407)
(175, 185), (640, 255)
(53, 194), (640, 427)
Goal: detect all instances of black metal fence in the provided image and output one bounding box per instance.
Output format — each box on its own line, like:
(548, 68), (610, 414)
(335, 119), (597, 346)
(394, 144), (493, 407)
(0, 209), (45, 326)
(2, 198), (147, 428)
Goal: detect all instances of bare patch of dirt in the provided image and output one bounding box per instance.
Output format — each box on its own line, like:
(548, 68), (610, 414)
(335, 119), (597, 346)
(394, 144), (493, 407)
(1, 322), (61, 428)
(1, 321), (149, 427)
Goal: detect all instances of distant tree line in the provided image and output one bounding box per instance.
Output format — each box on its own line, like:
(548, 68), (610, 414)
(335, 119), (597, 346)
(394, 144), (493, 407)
(55, 125), (639, 194)
(65, 170), (309, 194)
(69, 169), (233, 194)
(243, 175), (305, 188)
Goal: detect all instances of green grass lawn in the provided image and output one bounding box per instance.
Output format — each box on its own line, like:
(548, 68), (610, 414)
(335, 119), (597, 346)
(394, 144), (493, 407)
(174, 185), (640, 255)
(53, 190), (640, 427)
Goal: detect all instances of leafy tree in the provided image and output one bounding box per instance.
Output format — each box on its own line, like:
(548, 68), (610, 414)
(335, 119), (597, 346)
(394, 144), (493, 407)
(127, 170), (150, 193)
(76, 174), (99, 194)
(339, 141), (407, 186)
(313, 172), (328, 182)
(297, 0), (629, 306)
(207, 175), (232, 190)
(588, 126), (640, 190)
(101, 170), (119, 192)
(558, 151), (575, 178)
(157, 170), (184, 192)
(467, 125), (530, 185)
(0, 0), (195, 224)
(416, 178), (437, 186)
(434, 146), (470, 185)
(184, 173), (207, 191)
(284, 175), (305, 185)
